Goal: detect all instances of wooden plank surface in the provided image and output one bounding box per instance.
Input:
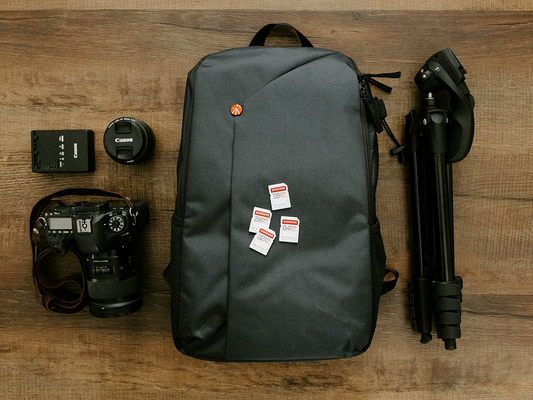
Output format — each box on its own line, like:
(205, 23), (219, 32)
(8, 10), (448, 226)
(0, 0), (532, 11)
(1, 8), (532, 399)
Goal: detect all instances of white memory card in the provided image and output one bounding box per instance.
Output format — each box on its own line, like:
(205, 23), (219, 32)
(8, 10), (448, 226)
(249, 207), (272, 233)
(279, 216), (300, 243)
(249, 227), (276, 256)
(268, 183), (291, 210)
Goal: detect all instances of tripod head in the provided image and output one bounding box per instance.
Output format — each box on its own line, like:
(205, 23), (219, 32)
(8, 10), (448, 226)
(414, 48), (475, 162)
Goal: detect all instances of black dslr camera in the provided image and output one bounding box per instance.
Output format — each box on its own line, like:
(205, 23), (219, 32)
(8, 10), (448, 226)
(43, 200), (149, 317)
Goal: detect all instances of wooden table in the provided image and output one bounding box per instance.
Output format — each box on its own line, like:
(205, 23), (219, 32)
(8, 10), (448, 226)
(1, 2), (532, 398)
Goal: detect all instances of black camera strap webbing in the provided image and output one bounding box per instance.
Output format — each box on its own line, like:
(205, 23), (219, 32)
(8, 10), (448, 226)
(30, 189), (135, 314)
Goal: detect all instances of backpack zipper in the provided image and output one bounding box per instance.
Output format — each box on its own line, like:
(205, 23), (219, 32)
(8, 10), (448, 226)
(359, 76), (377, 226)
(358, 72), (404, 224)
(175, 57), (208, 219)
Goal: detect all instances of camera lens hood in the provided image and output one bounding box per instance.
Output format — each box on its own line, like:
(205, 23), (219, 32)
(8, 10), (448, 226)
(103, 117), (155, 165)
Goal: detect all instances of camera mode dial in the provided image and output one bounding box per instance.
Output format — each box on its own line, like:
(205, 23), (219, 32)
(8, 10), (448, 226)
(108, 214), (126, 233)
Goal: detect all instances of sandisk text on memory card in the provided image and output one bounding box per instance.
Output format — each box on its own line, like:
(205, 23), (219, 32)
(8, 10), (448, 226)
(268, 183), (291, 210)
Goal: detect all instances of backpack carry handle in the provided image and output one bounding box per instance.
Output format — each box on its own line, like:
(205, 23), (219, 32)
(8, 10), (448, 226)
(249, 23), (314, 48)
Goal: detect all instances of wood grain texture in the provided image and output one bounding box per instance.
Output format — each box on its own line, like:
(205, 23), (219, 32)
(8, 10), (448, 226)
(1, 8), (533, 399)
(1, 0), (532, 11)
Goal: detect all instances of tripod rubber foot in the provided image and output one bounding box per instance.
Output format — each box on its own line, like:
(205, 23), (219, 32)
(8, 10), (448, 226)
(420, 333), (432, 344)
(433, 277), (463, 349)
(445, 339), (457, 350)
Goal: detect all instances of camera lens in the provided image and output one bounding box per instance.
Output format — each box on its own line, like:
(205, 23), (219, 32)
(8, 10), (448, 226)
(88, 293), (143, 318)
(103, 117), (155, 164)
(86, 245), (143, 318)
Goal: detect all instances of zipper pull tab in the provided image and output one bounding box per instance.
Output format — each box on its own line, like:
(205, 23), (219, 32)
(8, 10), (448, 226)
(362, 71), (402, 79)
(359, 77), (386, 133)
(383, 118), (406, 163)
(359, 74), (406, 162)
(360, 71), (401, 93)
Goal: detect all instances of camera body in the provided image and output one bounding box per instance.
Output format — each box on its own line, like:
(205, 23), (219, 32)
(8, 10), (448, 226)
(43, 200), (149, 317)
(44, 201), (148, 255)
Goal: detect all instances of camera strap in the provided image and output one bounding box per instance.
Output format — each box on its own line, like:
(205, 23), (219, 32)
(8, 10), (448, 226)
(30, 189), (137, 314)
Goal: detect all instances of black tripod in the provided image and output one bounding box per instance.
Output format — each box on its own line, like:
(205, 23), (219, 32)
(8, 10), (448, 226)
(402, 49), (475, 350)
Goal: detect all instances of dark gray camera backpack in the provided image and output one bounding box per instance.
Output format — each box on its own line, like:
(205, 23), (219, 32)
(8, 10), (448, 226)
(164, 24), (399, 362)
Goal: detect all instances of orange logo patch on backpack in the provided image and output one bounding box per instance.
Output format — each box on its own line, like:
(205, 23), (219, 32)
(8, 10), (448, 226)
(230, 104), (243, 116)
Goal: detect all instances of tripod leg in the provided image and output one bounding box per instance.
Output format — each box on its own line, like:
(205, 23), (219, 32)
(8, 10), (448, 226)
(405, 111), (433, 343)
(447, 163), (455, 276)
(426, 108), (463, 350)
(434, 153), (455, 281)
